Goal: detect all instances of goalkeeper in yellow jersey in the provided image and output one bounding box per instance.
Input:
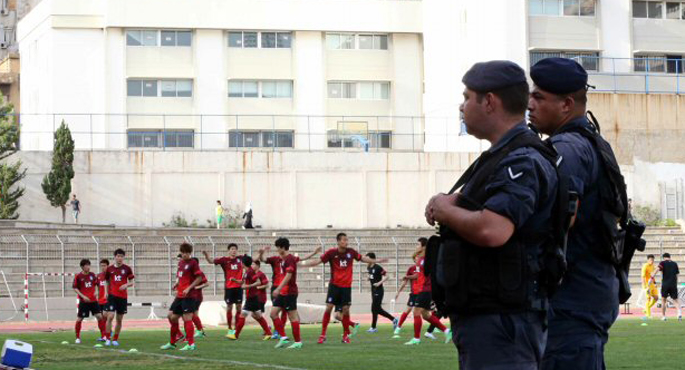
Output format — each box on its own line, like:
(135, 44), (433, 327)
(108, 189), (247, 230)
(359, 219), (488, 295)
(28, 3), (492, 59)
(641, 255), (659, 319)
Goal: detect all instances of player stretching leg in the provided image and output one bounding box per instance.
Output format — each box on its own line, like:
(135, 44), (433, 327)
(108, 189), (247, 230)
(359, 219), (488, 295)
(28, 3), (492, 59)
(231, 256), (273, 340)
(161, 243), (202, 351)
(270, 238), (304, 349)
(204, 243), (244, 338)
(73, 259), (104, 344)
(103, 249), (135, 347)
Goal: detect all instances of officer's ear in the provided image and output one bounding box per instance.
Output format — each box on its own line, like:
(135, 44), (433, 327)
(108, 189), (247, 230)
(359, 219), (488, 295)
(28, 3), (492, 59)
(560, 95), (575, 115)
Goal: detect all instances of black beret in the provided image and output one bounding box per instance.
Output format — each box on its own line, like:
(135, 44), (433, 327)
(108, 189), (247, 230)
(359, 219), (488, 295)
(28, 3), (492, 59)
(530, 57), (588, 94)
(462, 60), (527, 93)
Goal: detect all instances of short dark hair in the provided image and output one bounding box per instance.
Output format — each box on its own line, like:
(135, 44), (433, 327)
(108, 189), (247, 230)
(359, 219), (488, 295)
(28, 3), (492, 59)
(558, 88), (588, 106)
(254, 260), (261, 267)
(228, 243), (238, 250)
(647, 254), (655, 260)
(177, 254), (182, 259)
(366, 252), (376, 260)
(80, 259), (91, 267)
(418, 237), (428, 247)
(114, 249), (125, 257)
(336, 232), (347, 241)
(100, 259), (109, 265)
(663, 253), (671, 259)
(242, 255), (253, 267)
(275, 237), (290, 251)
(179, 242), (193, 254)
(476, 82), (529, 115)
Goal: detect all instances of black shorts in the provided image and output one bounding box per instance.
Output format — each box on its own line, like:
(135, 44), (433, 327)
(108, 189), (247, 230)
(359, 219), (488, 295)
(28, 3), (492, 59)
(170, 298), (197, 315)
(326, 284), (352, 308)
(224, 288), (244, 304)
(274, 294), (298, 311)
(194, 299), (203, 312)
(414, 292), (432, 310)
(662, 285), (679, 300)
(243, 296), (264, 313)
(78, 301), (101, 318)
(99, 303), (107, 312)
(407, 293), (417, 307)
(105, 295), (128, 315)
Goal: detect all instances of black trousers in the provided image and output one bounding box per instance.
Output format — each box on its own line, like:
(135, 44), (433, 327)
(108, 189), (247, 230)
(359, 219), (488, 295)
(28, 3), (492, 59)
(371, 287), (395, 328)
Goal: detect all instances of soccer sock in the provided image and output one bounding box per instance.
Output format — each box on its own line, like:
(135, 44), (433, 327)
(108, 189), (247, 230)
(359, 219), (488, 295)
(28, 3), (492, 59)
(413, 315), (422, 339)
(399, 311), (409, 328)
(235, 316), (246, 339)
(677, 302), (682, 316)
(234, 311), (241, 329)
(273, 317), (286, 337)
(292, 321), (301, 342)
(371, 313), (378, 329)
(226, 310), (233, 330)
(426, 314), (447, 332)
(184, 320), (195, 345)
(75, 321), (82, 339)
(281, 309), (288, 325)
(342, 314), (351, 336)
(321, 311), (331, 336)
(170, 321), (180, 344)
(97, 318), (106, 337)
(192, 315), (203, 331)
(257, 317), (272, 336)
(113, 332), (119, 341)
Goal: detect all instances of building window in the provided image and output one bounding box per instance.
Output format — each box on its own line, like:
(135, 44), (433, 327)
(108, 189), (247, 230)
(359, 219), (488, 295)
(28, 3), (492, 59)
(326, 130), (392, 149)
(261, 81), (293, 98)
(358, 34), (388, 50)
(530, 0), (594, 16)
(229, 130), (294, 148)
(326, 33), (356, 49)
(127, 30), (191, 47)
(328, 82), (356, 99)
(530, 51), (600, 71)
(228, 31), (291, 48)
(127, 79), (193, 97)
(328, 82), (390, 100)
(634, 54), (683, 73)
(127, 130), (194, 148)
(228, 80), (292, 98)
(633, 1), (675, 18)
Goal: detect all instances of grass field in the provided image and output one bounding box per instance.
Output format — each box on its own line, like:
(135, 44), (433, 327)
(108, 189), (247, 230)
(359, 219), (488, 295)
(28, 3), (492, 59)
(1, 319), (684, 369)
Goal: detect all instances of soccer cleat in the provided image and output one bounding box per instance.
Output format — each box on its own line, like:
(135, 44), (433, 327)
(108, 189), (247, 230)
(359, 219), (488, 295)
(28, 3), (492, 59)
(443, 329), (452, 344)
(367, 328), (378, 333)
(93, 344), (103, 348)
(229, 329), (236, 336)
(271, 332), (281, 340)
(104, 340), (111, 346)
(227, 333), (237, 340)
(404, 338), (421, 346)
(179, 344), (196, 351)
(194, 330), (206, 339)
(275, 337), (290, 349)
(351, 323), (360, 337)
(392, 318), (399, 330)
(96, 337), (106, 342)
(679, 315), (682, 322)
(394, 327), (401, 335)
(424, 332), (436, 340)
(317, 335), (326, 344)
(263, 335), (272, 341)
(175, 333), (186, 343)
(112, 341), (120, 347)
(662, 317), (667, 322)
(286, 342), (303, 350)
(160, 343), (176, 350)
(75, 339), (81, 344)
(341, 334), (351, 344)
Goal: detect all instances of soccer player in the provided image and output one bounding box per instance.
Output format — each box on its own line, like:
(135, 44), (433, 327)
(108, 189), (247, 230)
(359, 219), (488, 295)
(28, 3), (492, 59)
(230, 256), (273, 340)
(300, 232), (386, 344)
(190, 257), (209, 338)
(270, 237), (303, 349)
(393, 253), (420, 338)
(657, 253), (681, 321)
(642, 254), (659, 319)
(203, 243), (243, 338)
(103, 249), (135, 346)
(404, 240), (450, 346)
(366, 252), (397, 333)
(161, 243), (203, 351)
(258, 243), (320, 338)
(73, 259), (104, 344)
(95, 259), (109, 342)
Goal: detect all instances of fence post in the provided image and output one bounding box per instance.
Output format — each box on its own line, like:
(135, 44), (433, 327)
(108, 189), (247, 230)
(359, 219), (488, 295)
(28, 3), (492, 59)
(200, 114), (203, 150)
(245, 236), (253, 256)
(318, 237), (326, 293)
(272, 115), (276, 152)
(21, 234), (29, 281)
(92, 236), (100, 271)
(56, 235), (65, 297)
(355, 237), (362, 293)
(209, 236), (217, 296)
(612, 58), (617, 93)
(89, 114), (94, 150)
(411, 116), (415, 152)
(164, 236), (172, 296)
(392, 236), (399, 292)
(307, 115), (311, 152)
(127, 236), (137, 296)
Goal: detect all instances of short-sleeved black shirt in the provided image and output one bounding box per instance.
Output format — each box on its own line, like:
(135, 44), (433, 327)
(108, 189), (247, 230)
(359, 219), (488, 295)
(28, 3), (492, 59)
(367, 264), (386, 288)
(659, 260), (680, 287)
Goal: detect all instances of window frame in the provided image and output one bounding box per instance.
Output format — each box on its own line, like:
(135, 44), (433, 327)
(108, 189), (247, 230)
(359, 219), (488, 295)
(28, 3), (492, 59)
(127, 79), (193, 98)
(529, 0), (595, 16)
(127, 29), (192, 47)
(228, 31), (292, 49)
(529, 50), (600, 72)
(229, 130), (295, 148)
(127, 129), (195, 149)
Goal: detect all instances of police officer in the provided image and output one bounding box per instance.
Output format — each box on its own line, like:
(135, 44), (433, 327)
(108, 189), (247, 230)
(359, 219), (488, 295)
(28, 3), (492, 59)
(425, 60), (558, 370)
(528, 58), (619, 370)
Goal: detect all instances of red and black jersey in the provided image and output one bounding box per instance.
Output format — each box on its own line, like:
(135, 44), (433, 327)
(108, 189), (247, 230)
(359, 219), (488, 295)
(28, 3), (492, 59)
(104, 264), (135, 299)
(415, 257), (431, 293)
(256, 271), (269, 303)
(407, 265), (421, 295)
(280, 254), (299, 295)
(266, 255), (300, 287)
(97, 272), (107, 304)
(189, 271), (208, 302)
(320, 248), (362, 288)
(214, 256), (243, 289)
(244, 268), (261, 298)
(176, 258), (201, 298)
(73, 272), (97, 301)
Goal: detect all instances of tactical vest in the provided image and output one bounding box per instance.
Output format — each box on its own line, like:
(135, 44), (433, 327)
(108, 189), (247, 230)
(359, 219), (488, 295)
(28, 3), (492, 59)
(426, 129), (573, 315)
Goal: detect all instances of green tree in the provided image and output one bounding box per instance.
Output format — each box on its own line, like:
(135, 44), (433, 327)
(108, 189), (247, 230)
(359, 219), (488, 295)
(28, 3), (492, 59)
(41, 121), (75, 223)
(0, 100), (25, 219)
